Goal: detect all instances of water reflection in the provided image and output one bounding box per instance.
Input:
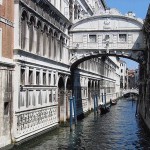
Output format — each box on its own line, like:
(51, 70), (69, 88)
(12, 99), (150, 150)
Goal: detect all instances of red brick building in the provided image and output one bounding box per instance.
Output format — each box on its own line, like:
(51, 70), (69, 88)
(0, 0), (14, 148)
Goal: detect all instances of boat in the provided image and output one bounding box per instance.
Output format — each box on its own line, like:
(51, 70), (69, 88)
(99, 102), (110, 115)
(110, 99), (117, 106)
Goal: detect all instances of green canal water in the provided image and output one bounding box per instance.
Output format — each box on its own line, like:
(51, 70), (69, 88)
(11, 98), (150, 150)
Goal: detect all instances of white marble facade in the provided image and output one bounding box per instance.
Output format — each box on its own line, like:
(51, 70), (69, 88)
(11, 0), (131, 144)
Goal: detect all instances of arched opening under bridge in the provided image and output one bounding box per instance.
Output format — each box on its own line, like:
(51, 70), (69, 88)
(69, 9), (146, 116)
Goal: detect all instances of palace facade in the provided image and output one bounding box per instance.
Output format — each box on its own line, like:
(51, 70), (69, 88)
(0, 0), (123, 148)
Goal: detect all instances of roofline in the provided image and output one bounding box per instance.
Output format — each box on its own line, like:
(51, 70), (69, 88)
(101, 0), (107, 9)
(70, 14), (143, 30)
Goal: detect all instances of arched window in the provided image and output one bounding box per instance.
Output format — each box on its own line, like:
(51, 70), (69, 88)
(43, 25), (48, 56)
(21, 10), (28, 50)
(54, 32), (58, 60)
(48, 29), (53, 58)
(29, 16), (35, 52)
(36, 21), (42, 55)
(60, 36), (63, 61)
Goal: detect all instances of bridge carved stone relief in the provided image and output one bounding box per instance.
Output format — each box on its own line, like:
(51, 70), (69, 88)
(69, 9), (146, 68)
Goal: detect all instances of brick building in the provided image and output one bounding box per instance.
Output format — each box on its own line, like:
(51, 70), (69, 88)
(0, 0), (14, 148)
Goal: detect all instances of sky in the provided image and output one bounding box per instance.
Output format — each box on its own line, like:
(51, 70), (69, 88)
(105, 0), (150, 69)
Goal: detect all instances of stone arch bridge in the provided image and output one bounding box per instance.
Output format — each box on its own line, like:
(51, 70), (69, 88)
(122, 89), (139, 95)
(69, 9), (146, 69)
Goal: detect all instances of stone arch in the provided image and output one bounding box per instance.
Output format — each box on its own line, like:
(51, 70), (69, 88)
(29, 15), (36, 25)
(36, 20), (42, 55)
(58, 76), (65, 89)
(43, 24), (48, 56)
(54, 31), (58, 38)
(57, 76), (65, 122)
(49, 28), (53, 34)
(37, 20), (42, 29)
(54, 31), (58, 60)
(21, 9), (29, 21)
(48, 28), (53, 58)
(20, 9), (28, 50)
(65, 77), (72, 119)
(29, 15), (36, 52)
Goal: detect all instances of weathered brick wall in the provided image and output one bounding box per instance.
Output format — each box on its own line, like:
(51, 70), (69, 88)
(0, 0), (14, 59)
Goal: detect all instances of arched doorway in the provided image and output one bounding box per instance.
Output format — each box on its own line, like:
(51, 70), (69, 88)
(58, 76), (65, 122)
(66, 78), (72, 120)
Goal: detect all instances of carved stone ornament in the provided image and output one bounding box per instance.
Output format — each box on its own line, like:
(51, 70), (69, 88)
(103, 18), (111, 29)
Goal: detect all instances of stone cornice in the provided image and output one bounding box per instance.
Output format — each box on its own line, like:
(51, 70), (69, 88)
(70, 14), (143, 31)
(20, 1), (70, 38)
(31, 0), (72, 27)
(0, 16), (14, 27)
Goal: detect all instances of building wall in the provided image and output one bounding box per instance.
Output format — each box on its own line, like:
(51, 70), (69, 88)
(119, 60), (127, 89)
(139, 4), (150, 131)
(0, 0), (14, 58)
(0, 0), (123, 147)
(0, 0), (14, 148)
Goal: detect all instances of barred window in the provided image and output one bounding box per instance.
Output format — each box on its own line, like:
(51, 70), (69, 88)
(89, 35), (96, 42)
(119, 34), (127, 42)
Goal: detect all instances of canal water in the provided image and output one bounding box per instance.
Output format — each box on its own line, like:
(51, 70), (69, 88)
(12, 99), (150, 150)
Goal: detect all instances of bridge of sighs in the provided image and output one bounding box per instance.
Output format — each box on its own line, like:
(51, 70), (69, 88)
(68, 9), (146, 112)
(69, 9), (146, 69)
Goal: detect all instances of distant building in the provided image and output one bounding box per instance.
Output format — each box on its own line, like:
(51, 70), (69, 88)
(127, 69), (138, 89)
(119, 60), (127, 89)
(134, 68), (139, 87)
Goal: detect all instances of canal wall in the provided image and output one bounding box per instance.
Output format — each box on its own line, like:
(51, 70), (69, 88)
(139, 101), (150, 131)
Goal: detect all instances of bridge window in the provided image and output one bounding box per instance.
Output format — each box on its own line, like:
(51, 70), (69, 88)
(89, 35), (96, 42)
(105, 35), (109, 40)
(119, 34), (127, 42)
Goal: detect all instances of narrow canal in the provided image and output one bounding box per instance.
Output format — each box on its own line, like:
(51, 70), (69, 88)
(12, 99), (150, 150)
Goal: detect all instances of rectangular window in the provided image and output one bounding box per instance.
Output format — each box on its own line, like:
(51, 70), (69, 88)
(119, 34), (127, 42)
(89, 35), (96, 42)
(54, 74), (56, 85)
(29, 70), (33, 85)
(20, 68), (25, 85)
(49, 73), (51, 85)
(4, 102), (9, 115)
(43, 72), (46, 85)
(0, 28), (2, 56)
(36, 71), (40, 85)
(49, 90), (52, 103)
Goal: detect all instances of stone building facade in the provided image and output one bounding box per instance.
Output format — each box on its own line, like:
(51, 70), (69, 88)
(0, 0), (123, 148)
(0, 0), (14, 148)
(119, 60), (127, 89)
(139, 4), (150, 130)
(12, 0), (120, 144)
